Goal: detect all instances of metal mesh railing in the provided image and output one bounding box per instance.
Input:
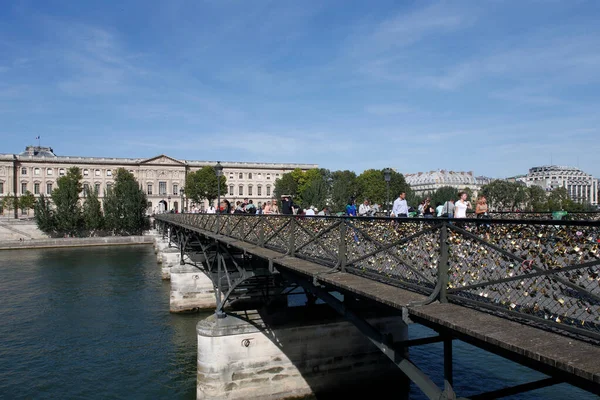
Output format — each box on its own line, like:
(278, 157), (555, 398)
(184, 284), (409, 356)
(156, 213), (600, 341)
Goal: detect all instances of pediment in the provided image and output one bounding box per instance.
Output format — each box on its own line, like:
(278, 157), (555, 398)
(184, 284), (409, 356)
(140, 154), (185, 166)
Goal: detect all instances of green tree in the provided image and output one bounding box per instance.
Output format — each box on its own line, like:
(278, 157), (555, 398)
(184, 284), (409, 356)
(301, 174), (329, 209)
(388, 170), (413, 210)
(19, 191), (36, 216)
(83, 190), (104, 234)
(480, 180), (520, 211)
(1, 194), (19, 216)
(103, 168), (148, 235)
(52, 167), (83, 236)
(34, 194), (55, 234)
(274, 169), (301, 204)
(330, 170), (358, 212)
(185, 166), (227, 207)
(356, 169), (386, 206)
(430, 186), (459, 209)
(527, 185), (548, 211)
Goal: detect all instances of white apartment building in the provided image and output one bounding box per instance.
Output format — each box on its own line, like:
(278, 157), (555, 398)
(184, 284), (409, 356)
(0, 145), (317, 216)
(525, 165), (598, 206)
(404, 170), (493, 198)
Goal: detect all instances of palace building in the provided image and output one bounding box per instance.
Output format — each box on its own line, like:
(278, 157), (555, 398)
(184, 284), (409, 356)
(0, 145), (317, 216)
(525, 165), (598, 206)
(404, 170), (493, 198)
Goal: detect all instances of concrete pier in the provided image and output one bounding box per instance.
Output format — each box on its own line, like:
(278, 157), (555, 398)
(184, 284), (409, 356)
(170, 263), (217, 313)
(196, 308), (408, 399)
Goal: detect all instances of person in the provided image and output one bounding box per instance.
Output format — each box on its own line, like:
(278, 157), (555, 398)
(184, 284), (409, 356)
(281, 196), (294, 215)
(317, 206), (329, 216)
(219, 199), (231, 214)
(475, 196), (488, 218)
(264, 201), (272, 214)
(206, 203), (216, 214)
(234, 201), (245, 214)
(441, 199), (455, 218)
(454, 192), (472, 218)
(270, 199), (279, 214)
(358, 199), (373, 216)
(422, 198), (435, 218)
(435, 202), (444, 217)
(392, 192), (409, 218)
(245, 199), (257, 214)
(346, 198), (357, 216)
(304, 206), (315, 216)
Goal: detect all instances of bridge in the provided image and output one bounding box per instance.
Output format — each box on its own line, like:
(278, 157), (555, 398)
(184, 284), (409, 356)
(155, 213), (600, 399)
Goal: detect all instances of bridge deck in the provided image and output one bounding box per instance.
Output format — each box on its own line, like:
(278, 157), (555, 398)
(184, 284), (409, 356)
(211, 233), (600, 391)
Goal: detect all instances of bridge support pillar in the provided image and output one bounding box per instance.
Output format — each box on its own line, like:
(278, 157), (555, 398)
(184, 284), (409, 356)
(196, 308), (408, 399)
(170, 263), (216, 312)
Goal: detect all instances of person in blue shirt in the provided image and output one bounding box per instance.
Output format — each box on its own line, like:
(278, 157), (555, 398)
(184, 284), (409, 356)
(346, 197), (357, 216)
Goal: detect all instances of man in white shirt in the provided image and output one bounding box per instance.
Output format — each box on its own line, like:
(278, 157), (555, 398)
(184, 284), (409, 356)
(305, 206), (315, 216)
(358, 199), (372, 216)
(206, 203), (216, 214)
(392, 192), (409, 218)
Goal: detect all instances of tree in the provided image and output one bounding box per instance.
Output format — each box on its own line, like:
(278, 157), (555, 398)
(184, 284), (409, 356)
(430, 186), (459, 209)
(103, 168), (148, 235)
(480, 181), (518, 211)
(527, 185), (548, 211)
(356, 169), (386, 206)
(34, 194), (55, 234)
(185, 166), (227, 207)
(19, 191), (36, 216)
(1, 194), (19, 216)
(83, 190), (104, 234)
(52, 167), (83, 236)
(274, 169), (301, 200)
(301, 174), (329, 209)
(330, 170), (358, 212)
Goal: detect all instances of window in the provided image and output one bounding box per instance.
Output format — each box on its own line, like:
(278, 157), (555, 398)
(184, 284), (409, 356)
(0, 182), (3, 194)
(239, 173), (243, 179)
(159, 181), (167, 195)
(229, 185), (234, 196)
(95, 183), (101, 194)
(106, 183), (113, 192)
(34, 183), (40, 195)
(34, 168), (40, 175)
(47, 168), (53, 175)
(238, 185), (243, 196)
(276, 173), (279, 177)
(46, 183), (52, 195)
(21, 182), (27, 194)
(266, 185), (271, 196)
(173, 184), (178, 195)
(266, 173), (271, 180)
(59, 168), (65, 176)
(21, 167), (27, 175)
(257, 185), (262, 196)
(147, 184), (153, 195)
(229, 173), (234, 179)
(95, 169), (101, 177)
(83, 169), (89, 176)
(83, 183), (89, 195)
(106, 170), (112, 177)
(248, 185), (253, 196)
(248, 173), (253, 179)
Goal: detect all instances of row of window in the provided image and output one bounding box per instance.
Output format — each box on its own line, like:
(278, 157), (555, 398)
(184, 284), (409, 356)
(147, 183), (180, 196)
(228, 172), (279, 180)
(20, 167), (115, 177)
(228, 184), (271, 197)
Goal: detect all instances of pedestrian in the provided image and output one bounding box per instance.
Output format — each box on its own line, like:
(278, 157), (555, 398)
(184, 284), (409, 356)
(454, 192), (472, 218)
(392, 192), (409, 218)
(346, 197), (357, 216)
(475, 196), (489, 218)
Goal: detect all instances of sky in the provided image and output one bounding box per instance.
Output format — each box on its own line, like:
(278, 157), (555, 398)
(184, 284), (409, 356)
(1, 0), (599, 178)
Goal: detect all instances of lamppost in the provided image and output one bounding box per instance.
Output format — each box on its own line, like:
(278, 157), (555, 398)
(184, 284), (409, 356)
(384, 168), (391, 216)
(215, 161), (223, 217)
(167, 195), (171, 212)
(179, 188), (184, 213)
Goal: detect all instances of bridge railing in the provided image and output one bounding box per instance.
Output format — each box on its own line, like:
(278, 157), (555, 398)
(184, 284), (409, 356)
(157, 213), (600, 342)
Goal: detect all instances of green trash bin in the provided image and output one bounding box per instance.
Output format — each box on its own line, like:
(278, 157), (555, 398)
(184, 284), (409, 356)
(552, 211), (568, 220)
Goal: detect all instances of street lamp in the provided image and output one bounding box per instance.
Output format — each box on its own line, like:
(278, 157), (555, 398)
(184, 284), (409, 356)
(384, 168), (391, 216)
(167, 195), (171, 212)
(215, 161), (223, 215)
(179, 188), (184, 213)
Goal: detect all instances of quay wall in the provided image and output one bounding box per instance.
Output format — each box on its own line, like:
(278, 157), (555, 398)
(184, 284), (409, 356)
(0, 235), (154, 250)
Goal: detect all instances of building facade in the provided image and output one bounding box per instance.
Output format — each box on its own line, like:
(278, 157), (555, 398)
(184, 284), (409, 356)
(0, 146), (318, 216)
(525, 165), (598, 206)
(404, 170), (493, 198)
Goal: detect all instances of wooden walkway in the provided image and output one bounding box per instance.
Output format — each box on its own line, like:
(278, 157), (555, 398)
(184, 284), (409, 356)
(209, 232), (600, 393)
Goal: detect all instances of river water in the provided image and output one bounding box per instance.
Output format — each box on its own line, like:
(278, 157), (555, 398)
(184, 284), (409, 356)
(0, 245), (595, 399)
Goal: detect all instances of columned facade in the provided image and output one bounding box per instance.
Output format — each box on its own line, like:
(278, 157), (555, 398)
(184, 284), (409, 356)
(526, 165), (598, 206)
(0, 146), (317, 216)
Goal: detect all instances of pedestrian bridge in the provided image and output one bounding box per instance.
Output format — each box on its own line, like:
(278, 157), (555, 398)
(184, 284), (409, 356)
(155, 213), (600, 399)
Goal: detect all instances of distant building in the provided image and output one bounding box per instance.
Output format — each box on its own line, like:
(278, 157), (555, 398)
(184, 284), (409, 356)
(404, 170), (493, 198)
(525, 165), (598, 206)
(0, 145), (317, 216)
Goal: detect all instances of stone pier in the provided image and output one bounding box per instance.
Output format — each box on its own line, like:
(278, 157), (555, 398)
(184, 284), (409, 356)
(170, 263), (217, 313)
(196, 308), (408, 399)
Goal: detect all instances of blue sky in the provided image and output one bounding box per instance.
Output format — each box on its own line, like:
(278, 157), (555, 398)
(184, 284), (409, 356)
(1, 0), (599, 178)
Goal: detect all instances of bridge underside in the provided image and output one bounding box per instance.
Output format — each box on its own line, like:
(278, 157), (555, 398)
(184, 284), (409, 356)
(157, 216), (600, 399)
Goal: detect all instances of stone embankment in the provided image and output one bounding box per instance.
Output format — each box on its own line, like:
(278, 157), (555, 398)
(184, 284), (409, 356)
(0, 235), (154, 250)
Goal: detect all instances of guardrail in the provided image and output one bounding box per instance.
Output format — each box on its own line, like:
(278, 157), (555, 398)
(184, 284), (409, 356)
(156, 213), (600, 342)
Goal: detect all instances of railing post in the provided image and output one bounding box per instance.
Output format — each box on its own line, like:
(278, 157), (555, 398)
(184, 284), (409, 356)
(288, 218), (296, 257)
(339, 221), (347, 272)
(258, 224), (265, 247)
(439, 222), (449, 303)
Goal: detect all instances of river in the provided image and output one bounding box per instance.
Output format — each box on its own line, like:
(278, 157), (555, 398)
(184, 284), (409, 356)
(0, 245), (595, 399)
